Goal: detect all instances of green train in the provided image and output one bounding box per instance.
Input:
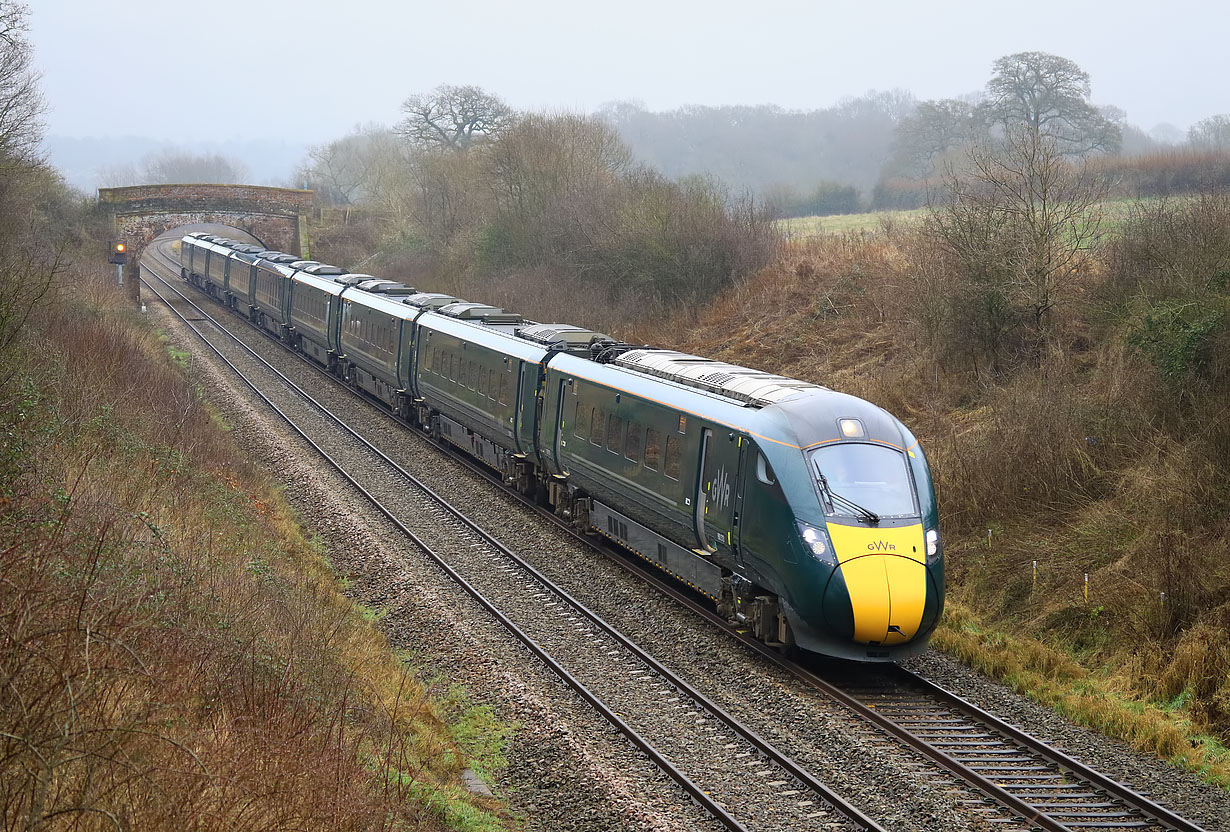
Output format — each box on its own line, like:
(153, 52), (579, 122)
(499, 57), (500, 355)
(181, 232), (943, 660)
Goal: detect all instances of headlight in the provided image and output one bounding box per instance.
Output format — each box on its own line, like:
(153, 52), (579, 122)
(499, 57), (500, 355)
(925, 528), (941, 563)
(797, 522), (835, 564)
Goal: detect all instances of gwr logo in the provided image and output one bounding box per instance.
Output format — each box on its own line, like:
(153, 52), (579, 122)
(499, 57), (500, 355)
(867, 540), (897, 552)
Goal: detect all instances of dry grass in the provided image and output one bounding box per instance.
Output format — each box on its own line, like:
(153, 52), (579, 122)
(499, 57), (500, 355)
(0, 263), (509, 830)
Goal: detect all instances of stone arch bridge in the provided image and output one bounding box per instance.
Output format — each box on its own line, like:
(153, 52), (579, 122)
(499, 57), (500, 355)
(98, 183), (314, 299)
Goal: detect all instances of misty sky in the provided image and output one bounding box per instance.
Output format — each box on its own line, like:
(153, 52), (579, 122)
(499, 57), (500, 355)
(31, 0), (1230, 144)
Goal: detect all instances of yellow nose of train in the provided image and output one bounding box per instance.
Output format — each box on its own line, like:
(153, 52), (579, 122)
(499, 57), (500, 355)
(824, 523), (929, 645)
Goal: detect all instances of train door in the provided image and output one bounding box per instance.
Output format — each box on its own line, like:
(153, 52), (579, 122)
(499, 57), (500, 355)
(514, 361), (540, 462)
(695, 427), (742, 559)
(552, 378), (570, 475)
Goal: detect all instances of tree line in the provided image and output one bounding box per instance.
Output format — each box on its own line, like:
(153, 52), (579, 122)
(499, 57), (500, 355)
(295, 87), (778, 320)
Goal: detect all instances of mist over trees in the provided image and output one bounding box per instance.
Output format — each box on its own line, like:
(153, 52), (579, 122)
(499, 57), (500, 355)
(100, 148), (250, 187)
(297, 89), (777, 322)
(599, 90), (914, 207)
(591, 51), (1220, 216)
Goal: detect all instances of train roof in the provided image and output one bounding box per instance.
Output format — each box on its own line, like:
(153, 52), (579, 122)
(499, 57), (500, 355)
(356, 279), (416, 295)
(404, 292), (463, 309)
(612, 349), (827, 407)
(438, 302), (522, 325)
(335, 273), (376, 286)
(286, 261), (344, 276)
(517, 323), (609, 352)
(292, 271), (347, 296)
(343, 286), (422, 319)
(417, 310), (549, 363)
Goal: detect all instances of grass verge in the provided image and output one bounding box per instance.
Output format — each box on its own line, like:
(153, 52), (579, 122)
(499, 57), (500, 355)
(0, 265), (512, 829)
(936, 602), (1230, 788)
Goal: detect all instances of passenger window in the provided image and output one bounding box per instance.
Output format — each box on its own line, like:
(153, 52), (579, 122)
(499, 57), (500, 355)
(756, 453), (776, 485)
(606, 415), (623, 452)
(625, 421), (642, 463)
(477, 365), (487, 396)
(450, 353), (458, 381)
(644, 427), (661, 471)
(573, 400), (588, 438)
(488, 369), (497, 400)
(589, 408), (603, 445)
(498, 372), (509, 405)
(665, 436), (681, 480)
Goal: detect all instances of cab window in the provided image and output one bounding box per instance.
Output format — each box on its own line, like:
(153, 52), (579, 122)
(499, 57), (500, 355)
(756, 453), (776, 485)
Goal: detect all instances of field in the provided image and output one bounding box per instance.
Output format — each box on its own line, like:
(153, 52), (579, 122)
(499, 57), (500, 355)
(779, 208), (926, 236)
(779, 197), (1160, 238)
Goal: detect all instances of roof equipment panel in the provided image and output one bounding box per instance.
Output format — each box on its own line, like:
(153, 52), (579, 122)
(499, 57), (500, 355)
(439, 302), (523, 325)
(611, 349), (829, 407)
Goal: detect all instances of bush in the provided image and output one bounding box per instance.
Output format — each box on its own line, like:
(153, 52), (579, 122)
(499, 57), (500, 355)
(1125, 299), (1227, 385)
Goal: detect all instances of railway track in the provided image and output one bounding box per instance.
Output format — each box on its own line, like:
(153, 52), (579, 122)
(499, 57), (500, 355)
(140, 247), (887, 832)
(830, 665), (1203, 832)
(141, 239), (1212, 832)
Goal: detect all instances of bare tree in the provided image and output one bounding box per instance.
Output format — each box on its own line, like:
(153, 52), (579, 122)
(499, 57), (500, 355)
(0, 1), (45, 170)
(395, 85), (512, 152)
(1188, 114), (1230, 149)
(300, 126), (408, 205)
(889, 98), (982, 176)
(981, 51), (1120, 155)
(924, 127), (1107, 371)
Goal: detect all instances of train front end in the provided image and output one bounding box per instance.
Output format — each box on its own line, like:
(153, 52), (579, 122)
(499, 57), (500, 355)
(760, 394), (944, 661)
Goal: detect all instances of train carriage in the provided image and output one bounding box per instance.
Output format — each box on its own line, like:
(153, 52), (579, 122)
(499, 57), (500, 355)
(288, 271), (347, 369)
(202, 239), (237, 298)
(181, 235), (232, 297)
(179, 233), (210, 285)
(221, 244), (264, 311)
(250, 254), (297, 337)
(336, 290), (417, 409)
(414, 307), (547, 469)
(537, 347), (943, 660)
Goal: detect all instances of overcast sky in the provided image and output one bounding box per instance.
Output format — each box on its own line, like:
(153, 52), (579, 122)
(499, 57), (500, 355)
(31, 0), (1230, 144)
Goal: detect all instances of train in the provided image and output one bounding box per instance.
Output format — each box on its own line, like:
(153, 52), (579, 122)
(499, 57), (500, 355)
(179, 231), (944, 660)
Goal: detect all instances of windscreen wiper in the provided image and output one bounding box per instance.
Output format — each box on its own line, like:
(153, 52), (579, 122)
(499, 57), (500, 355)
(817, 472), (880, 524)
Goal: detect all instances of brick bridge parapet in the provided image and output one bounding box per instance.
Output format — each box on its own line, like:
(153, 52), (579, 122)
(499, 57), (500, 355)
(98, 183), (314, 258)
